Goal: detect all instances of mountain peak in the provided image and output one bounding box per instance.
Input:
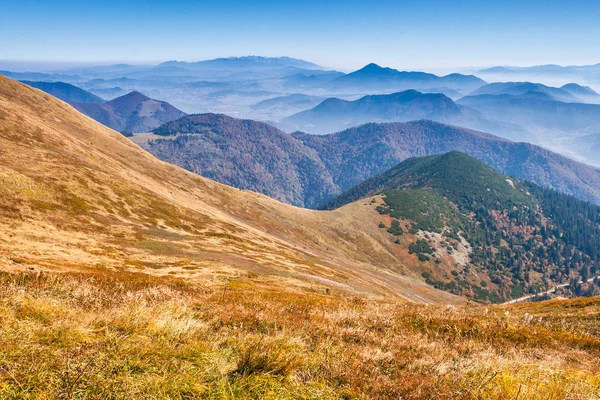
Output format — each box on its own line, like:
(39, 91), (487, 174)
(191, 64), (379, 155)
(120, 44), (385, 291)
(74, 90), (185, 133)
(561, 83), (600, 96)
(362, 62), (385, 70)
(322, 151), (519, 211)
(118, 90), (150, 102)
(353, 63), (397, 76)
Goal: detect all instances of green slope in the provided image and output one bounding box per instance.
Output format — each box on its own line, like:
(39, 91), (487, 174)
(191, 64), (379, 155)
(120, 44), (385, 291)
(323, 152), (600, 303)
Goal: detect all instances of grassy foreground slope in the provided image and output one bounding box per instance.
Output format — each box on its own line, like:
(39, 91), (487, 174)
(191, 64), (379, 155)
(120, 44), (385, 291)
(1, 76), (600, 398)
(1, 270), (600, 399)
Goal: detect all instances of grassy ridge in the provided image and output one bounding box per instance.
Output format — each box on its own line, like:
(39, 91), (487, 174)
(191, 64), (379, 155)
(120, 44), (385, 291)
(1, 269), (599, 399)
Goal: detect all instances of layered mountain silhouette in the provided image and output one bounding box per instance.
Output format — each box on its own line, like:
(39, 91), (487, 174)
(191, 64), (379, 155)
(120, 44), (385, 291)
(330, 63), (486, 93)
(248, 93), (328, 123)
(72, 91), (186, 133)
(281, 90), (529, 140)
(159, 56), (323, 71)
(560, 83), (600, 102)
(20, 80), (105, 104)
(469, 82), (579, 102)
(251, 93), (326, 112)
(281, 70), (345, 89)
(457, 91), (600, 139)
(141, 114), (600, 208)
(477, 63), (600, 81)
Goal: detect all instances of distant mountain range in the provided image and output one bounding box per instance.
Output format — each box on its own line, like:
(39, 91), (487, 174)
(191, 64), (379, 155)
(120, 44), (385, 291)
(469, 82), (600, 103)
(476, 63), (600, 88)
(279, 85), (600, 165)
(281, 70), (346, 89)
(328, 63), (486, 93)
(9, 59), (600, 167)
(159, 56), (323, 71)
(20, 80), (105, 103)
(281, 90), (529, 140)
(457, 91), (600, 140)
(72, 91), (185, 133)
(322, 152), (600, 302)
(478, 63), (600, 76)
(249, 93), (327, 121)
(560, 83), (600, 102)
(137, 114), (600, 208)
(2, 57), (328, 83)
(0, 70), (80, 82)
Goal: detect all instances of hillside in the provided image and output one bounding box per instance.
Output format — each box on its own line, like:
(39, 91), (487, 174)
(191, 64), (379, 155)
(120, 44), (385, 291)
(72, 91), (186, 132)
(147, 113), (337, 206)
(20, 80), (105, 103)
(322, 152), (600, 303)
(2, 75), (600, 399)
(281, 90), (527, 139)
(142, 115), (600, 208)
(0, 74), (464, 304)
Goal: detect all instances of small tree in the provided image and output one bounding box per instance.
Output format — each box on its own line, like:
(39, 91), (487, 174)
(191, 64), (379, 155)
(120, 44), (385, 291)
(581, 265), (590, 283)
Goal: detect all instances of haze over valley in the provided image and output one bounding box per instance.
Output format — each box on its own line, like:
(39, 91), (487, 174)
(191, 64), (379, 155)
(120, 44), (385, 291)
(6, 56), (600, 166)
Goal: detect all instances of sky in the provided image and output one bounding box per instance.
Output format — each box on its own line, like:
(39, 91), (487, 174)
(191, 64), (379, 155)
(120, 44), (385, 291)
(1, 0), (600, 71)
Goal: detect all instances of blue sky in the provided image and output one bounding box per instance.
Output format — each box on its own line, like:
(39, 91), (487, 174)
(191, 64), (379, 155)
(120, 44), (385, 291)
(1, 0), (600, 71)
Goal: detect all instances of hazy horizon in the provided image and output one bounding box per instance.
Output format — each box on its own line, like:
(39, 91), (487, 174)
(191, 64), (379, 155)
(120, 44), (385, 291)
(2, 0), (600, 71)
(2, 57), (600, 76)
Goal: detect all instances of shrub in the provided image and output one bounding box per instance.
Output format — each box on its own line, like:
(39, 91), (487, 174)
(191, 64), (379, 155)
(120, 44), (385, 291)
(418, 254), (430, 262)
(409, 239), (434, 255)
(387, 220), (404, 236)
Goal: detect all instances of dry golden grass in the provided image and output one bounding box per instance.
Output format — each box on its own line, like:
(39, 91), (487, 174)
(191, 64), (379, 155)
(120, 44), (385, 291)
(1, 269), (599, 399)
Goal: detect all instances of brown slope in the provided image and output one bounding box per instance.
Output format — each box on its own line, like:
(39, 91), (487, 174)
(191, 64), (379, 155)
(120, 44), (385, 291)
(0, 75), (459, 304)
